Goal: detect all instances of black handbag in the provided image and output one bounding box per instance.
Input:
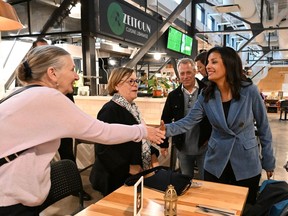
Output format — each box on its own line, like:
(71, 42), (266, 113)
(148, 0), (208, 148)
(125, 166), (192, 196)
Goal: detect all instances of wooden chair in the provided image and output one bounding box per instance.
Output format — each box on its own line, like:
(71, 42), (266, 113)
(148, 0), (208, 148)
(38, 159), (84, 215)
(74, 139), (95, 172)
(279, 100), (288, 120)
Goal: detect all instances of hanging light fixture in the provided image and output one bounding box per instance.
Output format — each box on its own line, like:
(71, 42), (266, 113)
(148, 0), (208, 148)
(69, 2), (81, 19)
(0, 0), (23, 31)
(148, 0), (166, 60)
(215, 4), (241, 13)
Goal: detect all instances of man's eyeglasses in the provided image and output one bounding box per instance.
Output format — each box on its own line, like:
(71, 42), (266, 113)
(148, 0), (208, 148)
(125, 79), (141, 86)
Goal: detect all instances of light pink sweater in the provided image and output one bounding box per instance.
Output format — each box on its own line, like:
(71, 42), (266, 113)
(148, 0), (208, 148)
(0, 87), (147, 207)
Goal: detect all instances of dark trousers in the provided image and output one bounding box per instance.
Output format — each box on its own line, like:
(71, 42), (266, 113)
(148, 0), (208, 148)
(204, 161), (261, 205)
(0, 203), (39, 216)
(58, 138), (76, 163)
(58, 93), (76, 163)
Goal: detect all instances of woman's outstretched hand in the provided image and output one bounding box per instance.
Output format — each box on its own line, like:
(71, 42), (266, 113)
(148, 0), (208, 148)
(266, 170), (274, 179)
(146, 126), (165, 144)
(159, 120), (166, 133)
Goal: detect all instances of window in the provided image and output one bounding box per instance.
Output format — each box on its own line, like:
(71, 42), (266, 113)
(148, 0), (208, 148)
(217, 23), (222, 31)
(196, 5), (205, 24)
(207, 15), (215, 30)
(231, 38), (235, 48)
(226, 34), (230, 46)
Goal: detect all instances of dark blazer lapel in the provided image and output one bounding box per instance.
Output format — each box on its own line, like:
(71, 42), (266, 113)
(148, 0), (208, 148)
(210, 89), (234, 134)
(211, 90), (229, 128)
(214, 89), (226, 119)
(227, 93), (247, 127)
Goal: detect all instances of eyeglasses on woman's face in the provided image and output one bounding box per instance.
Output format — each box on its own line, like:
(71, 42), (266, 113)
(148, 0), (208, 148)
(124, 79), (141, 86)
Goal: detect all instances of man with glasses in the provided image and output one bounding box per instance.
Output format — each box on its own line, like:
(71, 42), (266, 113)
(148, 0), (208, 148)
(160, 58), (211, 179)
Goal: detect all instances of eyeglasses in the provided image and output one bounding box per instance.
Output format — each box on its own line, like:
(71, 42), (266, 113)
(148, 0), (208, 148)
(125, 79), (141, 86)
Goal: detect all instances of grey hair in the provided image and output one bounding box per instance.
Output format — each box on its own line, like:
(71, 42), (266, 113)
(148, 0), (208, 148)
(177, 58), (195, 69)
(17, 45), (70, 84)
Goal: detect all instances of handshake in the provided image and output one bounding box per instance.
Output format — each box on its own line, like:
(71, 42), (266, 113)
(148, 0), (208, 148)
(145, 120), (166, 145)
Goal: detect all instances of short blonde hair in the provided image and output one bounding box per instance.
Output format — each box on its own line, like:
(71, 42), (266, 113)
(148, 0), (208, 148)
(107, 67), (135, 96)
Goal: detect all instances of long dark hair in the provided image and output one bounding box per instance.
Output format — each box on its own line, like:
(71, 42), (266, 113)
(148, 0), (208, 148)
(203, 46), (252, 102)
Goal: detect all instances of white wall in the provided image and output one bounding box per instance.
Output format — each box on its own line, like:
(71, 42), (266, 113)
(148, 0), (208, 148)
(0, 40), (31, 98)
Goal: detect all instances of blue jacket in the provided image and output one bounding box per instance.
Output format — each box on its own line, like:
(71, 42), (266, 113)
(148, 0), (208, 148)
(166, 83), (275, 181)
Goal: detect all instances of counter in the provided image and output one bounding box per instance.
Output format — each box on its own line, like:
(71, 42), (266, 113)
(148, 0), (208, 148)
(74, 96), (166, 126)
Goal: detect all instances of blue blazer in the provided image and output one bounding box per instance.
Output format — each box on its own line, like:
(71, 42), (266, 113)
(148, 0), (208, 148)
(166, 83), (275, 181)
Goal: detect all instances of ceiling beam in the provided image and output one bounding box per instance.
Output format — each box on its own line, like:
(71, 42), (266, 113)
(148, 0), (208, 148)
(124, 0), (191, 68)
(40, 0), (76, 35)
(196, 25), (288, 34)
(248, 46), (271, 68)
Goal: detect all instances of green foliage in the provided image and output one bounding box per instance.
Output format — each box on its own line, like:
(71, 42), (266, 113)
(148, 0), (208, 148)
(73, 69), (83, 87)
(147, 74), (171, 93)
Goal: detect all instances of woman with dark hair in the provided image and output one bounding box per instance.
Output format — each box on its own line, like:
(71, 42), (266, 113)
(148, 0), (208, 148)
(194, 51), (208, 83)
(161, 46), (275, 205)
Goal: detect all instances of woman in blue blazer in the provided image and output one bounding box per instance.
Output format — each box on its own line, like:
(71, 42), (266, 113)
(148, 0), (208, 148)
(163, 46), (275, 205)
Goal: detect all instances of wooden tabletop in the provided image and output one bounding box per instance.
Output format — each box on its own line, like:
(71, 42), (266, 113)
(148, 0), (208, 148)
(76, 180), (248, 216)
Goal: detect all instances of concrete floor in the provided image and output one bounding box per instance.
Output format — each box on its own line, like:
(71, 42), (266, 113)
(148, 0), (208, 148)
(41, 112), (288, 216)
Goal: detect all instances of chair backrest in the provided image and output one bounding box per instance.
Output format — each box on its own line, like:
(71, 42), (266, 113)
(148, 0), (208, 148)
(244, 180), (288, 216)
(38, 159), (84, 213)
(280, 100), (288, 108)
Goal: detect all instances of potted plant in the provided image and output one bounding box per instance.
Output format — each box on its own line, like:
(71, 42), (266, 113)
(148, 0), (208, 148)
(147, 74), (171, 98)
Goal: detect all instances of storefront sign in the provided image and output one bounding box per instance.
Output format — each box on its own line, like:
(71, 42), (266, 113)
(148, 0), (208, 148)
(99, 0), (159, 44)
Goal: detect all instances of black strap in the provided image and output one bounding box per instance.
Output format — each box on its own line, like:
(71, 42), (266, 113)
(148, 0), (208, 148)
(0, 84), (42, 104)
(125, 166), (170, 186)
(0, 149), (26, 167)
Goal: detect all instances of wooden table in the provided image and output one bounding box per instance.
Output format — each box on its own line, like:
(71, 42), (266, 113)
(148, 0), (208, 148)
(76, 180), (248, 216)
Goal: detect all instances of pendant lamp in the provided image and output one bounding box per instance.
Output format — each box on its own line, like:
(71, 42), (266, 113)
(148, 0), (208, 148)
(0, 0), (23, 31)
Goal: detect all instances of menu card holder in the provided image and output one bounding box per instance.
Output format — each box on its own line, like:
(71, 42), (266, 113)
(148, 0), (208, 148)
(134, 176), (143, 216)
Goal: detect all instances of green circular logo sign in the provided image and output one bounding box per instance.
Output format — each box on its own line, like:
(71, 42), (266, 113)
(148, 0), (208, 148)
(107, 2), (125, 36)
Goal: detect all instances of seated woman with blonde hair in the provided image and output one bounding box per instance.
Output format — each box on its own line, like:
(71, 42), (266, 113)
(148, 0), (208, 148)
(90, 67), (160, 196)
